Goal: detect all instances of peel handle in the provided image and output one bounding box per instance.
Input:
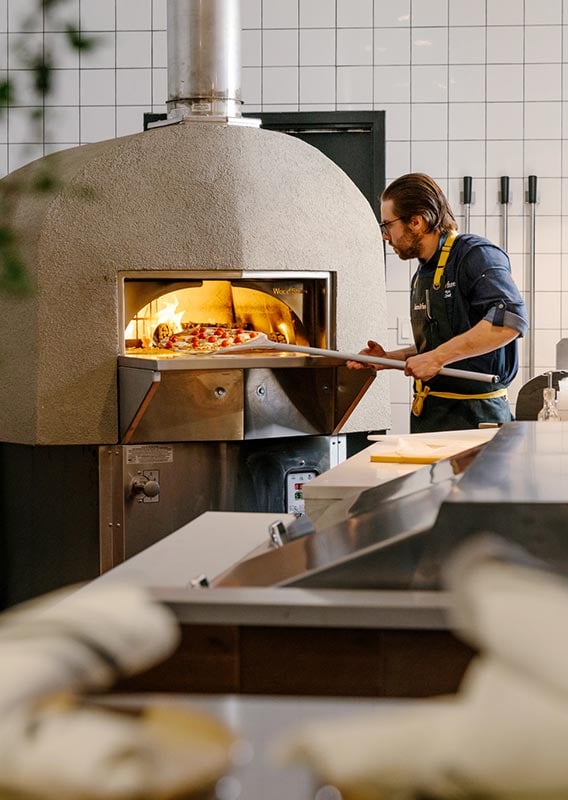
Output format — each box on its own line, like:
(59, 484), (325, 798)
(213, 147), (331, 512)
(232, 341), (500, 384)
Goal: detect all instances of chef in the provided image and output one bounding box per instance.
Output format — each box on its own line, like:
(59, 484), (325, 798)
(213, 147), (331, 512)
(348, 173), (528, 433)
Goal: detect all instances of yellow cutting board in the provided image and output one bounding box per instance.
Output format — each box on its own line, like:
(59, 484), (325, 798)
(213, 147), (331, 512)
(370, 453), (443, 464)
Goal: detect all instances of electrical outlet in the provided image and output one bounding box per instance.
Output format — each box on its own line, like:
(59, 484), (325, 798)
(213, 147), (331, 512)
(397, 317), (413, 345)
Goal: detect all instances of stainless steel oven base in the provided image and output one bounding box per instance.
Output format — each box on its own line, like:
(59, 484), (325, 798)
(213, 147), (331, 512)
(118, 360), (374, 444)
(98, 435), (344, 571)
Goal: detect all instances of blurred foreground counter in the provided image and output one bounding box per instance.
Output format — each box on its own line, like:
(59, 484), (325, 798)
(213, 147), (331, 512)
(92, 511), (474, 699)
(104, 693), (399, 800)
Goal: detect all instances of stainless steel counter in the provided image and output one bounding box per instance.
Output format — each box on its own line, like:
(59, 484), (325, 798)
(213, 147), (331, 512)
(91, 511), (451, 630)
(93, 426), (568, 700)
(303, 427), (497, 524)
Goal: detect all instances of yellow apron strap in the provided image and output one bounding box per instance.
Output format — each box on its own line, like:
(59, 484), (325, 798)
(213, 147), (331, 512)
(412, 378), (508, 417)
(433, 230), (458, 290)
(412, 379), (429, 417)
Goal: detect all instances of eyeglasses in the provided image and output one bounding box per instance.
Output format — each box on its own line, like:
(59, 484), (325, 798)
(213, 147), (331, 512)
(379, 216), (404, 236)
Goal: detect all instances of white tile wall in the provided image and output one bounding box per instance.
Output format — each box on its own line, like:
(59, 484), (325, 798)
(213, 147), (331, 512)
(337, 28), (372, 65)
(299, 29), (334, 66)
(263, 29), (298, 67)
(1, 0), (567, 433)
(449, 27), (486, 64)
(299, 0), (335, 29)
(80, 32), (116, 69)
(486, 0), (523, 27)
(449, 0), (485, 27)
(337, 0), (372, 29)
(374, 28), (409, 65)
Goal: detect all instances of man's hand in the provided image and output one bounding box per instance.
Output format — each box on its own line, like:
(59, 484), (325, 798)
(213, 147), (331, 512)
(404, 351), (445, 381)
(346, 340), (387, 371)
(404, 321), (520, 382)
(347, 341), (412, 371)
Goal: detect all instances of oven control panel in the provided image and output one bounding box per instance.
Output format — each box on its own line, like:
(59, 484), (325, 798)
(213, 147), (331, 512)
(285, 470), (318, 515)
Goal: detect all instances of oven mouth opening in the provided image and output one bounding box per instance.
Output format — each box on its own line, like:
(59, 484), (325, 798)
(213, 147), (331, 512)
(120, 271), (334, 357)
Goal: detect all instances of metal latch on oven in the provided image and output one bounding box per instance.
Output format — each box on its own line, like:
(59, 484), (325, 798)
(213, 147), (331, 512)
(269, 516), (316, 548)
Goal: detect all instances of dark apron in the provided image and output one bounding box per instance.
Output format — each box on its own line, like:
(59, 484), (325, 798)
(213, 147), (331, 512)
(410, 234), (511, 433)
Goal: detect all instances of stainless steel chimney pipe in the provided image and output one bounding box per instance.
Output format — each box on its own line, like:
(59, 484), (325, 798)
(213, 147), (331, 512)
(167, 0), (242, 119)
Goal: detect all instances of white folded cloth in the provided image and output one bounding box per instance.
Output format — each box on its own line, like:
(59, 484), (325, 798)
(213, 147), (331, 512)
(277, 537), (568, 799)
(0, 584), (180, 715)
(0, 703), (229, 800)
(445, 536), (568, 699)
(0, 584), (233, 799)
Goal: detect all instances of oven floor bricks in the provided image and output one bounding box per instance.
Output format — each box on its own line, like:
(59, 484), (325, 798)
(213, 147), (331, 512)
(0, 122), (389, 445)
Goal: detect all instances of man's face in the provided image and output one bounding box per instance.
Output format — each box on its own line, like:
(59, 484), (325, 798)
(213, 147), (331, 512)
(380, 199), (422, 260)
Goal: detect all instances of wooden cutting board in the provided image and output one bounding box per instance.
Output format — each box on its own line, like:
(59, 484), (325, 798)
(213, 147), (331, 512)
(369, 436), (490, 464)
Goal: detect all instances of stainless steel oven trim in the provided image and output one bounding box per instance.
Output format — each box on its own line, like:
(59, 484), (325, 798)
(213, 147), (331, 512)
(117, 353), (344, 371)
(118, 270), (335, 355)
(98, 445), (126, 573)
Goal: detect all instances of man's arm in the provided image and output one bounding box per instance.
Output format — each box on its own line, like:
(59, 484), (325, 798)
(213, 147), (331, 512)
(404, 320), (519, 381)
(347, 340), (417, 371)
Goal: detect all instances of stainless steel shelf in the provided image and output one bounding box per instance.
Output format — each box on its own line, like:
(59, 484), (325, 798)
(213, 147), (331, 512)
(118, 352), (344, 371)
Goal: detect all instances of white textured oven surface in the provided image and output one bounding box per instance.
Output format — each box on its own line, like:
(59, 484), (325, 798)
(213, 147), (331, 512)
(0, 122), (388, 444)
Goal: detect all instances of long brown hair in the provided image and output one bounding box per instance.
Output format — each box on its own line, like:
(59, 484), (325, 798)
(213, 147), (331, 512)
(381, 173), (457, 234)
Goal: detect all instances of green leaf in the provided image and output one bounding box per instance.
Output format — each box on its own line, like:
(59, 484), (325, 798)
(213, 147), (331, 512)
(0, 226), (15, 247)
(0, 80), (14, 106)
(32, 60), (52, 95)
(33, 171), (61, 193)
(0, 247), (32, 296)
(65, 27), (96, 52)
(42, 0), (67, 10)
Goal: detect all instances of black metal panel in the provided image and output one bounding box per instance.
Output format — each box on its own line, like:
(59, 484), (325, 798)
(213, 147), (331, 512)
(0, 444), (100, 609)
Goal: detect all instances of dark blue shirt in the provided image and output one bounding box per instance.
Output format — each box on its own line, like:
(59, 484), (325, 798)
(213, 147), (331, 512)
(412, 233), (528, 389)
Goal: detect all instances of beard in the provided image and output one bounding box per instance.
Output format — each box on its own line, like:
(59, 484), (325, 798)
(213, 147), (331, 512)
(391, 229), (423, 260)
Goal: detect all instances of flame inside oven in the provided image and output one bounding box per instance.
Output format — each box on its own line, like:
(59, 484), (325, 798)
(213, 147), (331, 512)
(124, 280), (309, 353)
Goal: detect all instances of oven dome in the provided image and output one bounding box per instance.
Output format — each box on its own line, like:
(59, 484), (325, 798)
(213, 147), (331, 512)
(0, 122), (388, 444)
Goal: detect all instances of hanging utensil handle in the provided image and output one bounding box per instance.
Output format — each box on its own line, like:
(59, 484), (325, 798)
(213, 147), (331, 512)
(500, 175), (510, 251)
(463, 175), (472, 234)
(527, 175), (537, 378)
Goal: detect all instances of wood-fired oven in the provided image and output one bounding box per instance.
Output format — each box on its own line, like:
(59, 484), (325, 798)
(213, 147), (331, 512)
(0, 0), (388, 607)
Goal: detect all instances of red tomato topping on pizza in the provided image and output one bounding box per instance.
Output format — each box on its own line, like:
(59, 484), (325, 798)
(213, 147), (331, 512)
(214, 328), (224, 335)
(207, 335), (217, 343)
(198, 332), (207, 339)
(234, 336), (243, 344)
(220, 340), (231, 347)
(235, 328), (244, 335)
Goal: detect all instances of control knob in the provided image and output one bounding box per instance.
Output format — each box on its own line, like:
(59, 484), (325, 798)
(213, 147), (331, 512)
(130, 475), (160, 498)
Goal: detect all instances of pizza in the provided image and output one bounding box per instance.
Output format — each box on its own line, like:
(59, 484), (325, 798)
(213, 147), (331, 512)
(154, 324), (267, 354)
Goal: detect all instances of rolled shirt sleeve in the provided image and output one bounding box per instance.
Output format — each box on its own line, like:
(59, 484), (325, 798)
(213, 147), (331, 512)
(460, 246), (529, 338)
